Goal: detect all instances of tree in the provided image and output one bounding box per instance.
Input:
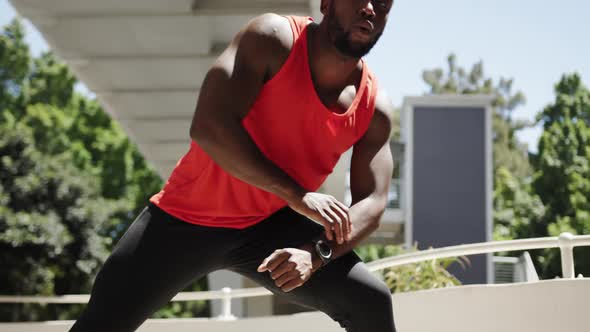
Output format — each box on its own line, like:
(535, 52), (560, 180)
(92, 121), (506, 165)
(423, 53), (532, 179)
(532, 73), (590, 278)
(0, 18), (207, 321)
(355, 244), (467, 293)
(390, 106), (401, 140)
(8, 45), (163, 244)
(26, 52), (76, 109)
(493, 167), (545, 242)
(422, 54), (544, 245)
(0, 19), (29, 114)
(0, 113), (121, 321)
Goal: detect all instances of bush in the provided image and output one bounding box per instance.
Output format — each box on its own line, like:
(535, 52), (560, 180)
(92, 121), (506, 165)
(356, 243), (467, 293)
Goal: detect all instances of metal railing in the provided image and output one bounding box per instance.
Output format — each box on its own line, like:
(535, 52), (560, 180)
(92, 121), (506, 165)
(1, 232), (589, 320)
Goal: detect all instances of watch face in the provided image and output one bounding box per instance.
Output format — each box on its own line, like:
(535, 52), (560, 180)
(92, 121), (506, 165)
(317, 241), (332, 258)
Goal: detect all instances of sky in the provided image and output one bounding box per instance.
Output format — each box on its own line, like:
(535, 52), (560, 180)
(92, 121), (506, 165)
(2, 0), (589, 153)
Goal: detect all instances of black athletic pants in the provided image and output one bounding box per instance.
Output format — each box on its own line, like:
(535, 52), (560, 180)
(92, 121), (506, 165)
(69, 203), (397, 331)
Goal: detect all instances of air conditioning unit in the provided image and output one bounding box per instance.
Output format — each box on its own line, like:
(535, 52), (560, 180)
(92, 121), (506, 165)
(493, 252), (539, 283)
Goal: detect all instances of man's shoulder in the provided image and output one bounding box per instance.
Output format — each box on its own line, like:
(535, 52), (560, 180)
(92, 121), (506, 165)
(242, 13), (294, 53)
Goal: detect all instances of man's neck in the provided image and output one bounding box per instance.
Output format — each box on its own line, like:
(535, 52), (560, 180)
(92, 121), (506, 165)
(307, 23), (362, 92)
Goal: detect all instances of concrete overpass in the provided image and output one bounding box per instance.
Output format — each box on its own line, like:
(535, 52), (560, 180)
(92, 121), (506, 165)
(9, 0), (321, 178)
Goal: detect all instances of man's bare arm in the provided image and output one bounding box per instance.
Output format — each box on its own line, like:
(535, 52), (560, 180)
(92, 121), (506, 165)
(191, 14), (302, 200)
(302, 89), (395, 269)
(190, 14), (349, 240)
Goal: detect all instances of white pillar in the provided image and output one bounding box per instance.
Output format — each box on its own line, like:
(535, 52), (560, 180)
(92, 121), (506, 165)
(207, 270), (244, 318)
(558, 232), (575, 279)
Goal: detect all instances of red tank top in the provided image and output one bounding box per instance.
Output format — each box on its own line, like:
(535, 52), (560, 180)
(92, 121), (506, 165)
(149, 16), (379, 229)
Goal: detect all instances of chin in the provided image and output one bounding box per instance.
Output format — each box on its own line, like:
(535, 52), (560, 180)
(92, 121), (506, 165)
(345, 43), (375, 58)
(333, 33), (378, 58)
(348, 35), (379, 54)
(350, 41), (373, 51)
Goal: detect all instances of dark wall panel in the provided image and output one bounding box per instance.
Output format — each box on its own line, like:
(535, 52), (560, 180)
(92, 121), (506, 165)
(412, 106), (488, 284)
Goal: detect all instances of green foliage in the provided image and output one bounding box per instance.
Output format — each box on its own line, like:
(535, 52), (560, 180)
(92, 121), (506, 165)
(0, 18), (208, 321)
(25, 52), (76, 108)
(493, 167), (545, 242)
(0, 19), (30, 113)
(532, 73), (590, 278)
(0, 114), (120, 320)
(355, 244), (465, 293)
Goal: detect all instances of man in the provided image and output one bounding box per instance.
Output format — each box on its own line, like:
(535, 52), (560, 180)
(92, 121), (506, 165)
(71, 0), (397, 331)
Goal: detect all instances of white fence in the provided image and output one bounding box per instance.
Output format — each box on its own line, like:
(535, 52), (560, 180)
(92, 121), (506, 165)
(2, 278), (589, 332)
(1, 232), (590, 329)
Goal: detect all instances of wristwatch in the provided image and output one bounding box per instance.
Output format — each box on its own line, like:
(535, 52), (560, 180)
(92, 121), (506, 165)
(313, 239), (333, 266)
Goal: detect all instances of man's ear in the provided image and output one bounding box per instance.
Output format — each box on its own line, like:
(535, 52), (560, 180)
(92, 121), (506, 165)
(320, 0), (330, 15)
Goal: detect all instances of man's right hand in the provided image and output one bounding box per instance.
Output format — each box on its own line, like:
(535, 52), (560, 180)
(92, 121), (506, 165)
(287, 192), (351, 244)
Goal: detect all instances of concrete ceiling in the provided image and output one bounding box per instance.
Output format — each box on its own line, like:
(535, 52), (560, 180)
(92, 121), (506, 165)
(10, 0), (321, 178)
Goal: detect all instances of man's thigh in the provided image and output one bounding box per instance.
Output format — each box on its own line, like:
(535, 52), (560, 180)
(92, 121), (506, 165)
(228, 208), (396, 331)
(235, 251), (396, 331)
(228, 207), (325, 270)
(70, 205), (238, 332)
(233, 249), (364, 311)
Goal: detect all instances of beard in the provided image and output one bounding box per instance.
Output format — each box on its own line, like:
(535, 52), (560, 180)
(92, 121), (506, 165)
(326, 6), (382, 58)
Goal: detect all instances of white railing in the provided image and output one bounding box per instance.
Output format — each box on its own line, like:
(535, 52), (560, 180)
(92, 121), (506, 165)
(366, 232), (590, 277)
(1, 232), (589, 320)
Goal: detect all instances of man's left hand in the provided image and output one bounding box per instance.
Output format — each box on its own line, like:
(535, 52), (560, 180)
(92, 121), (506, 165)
(257, 248), (315, 292)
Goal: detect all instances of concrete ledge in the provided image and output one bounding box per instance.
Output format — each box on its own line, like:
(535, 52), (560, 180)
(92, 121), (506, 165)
(2, 279), (588, 332)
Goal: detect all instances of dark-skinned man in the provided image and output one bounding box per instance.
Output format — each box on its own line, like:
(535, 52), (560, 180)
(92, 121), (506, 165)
(71, 1), (397, 331)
